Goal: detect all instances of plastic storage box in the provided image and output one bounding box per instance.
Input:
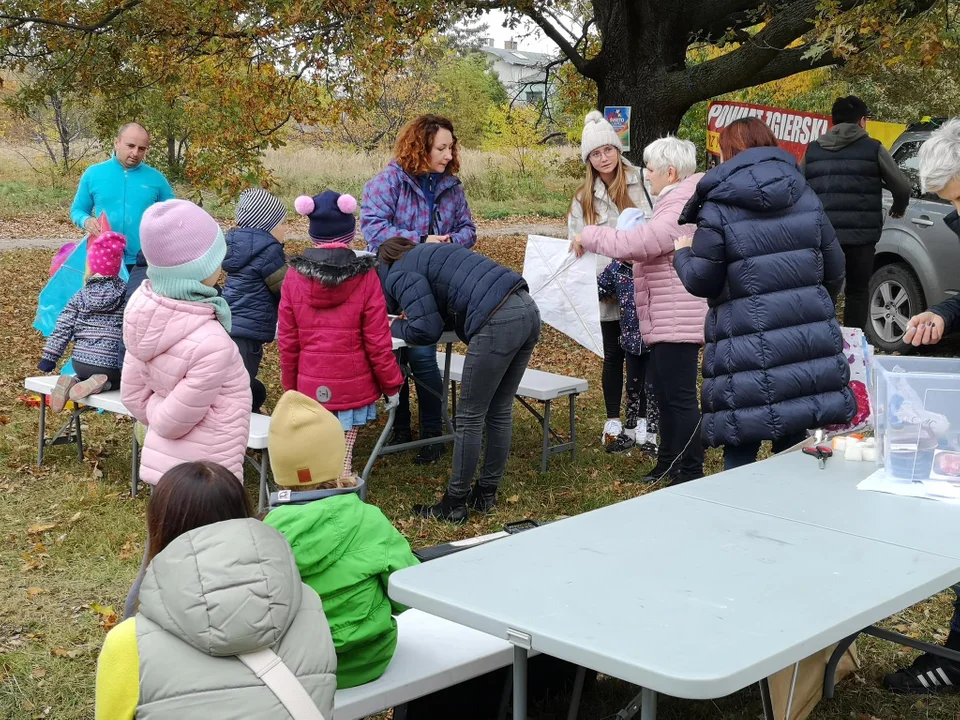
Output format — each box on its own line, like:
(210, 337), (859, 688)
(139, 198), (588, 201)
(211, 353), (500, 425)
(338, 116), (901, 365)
(872, 355), (960, 480)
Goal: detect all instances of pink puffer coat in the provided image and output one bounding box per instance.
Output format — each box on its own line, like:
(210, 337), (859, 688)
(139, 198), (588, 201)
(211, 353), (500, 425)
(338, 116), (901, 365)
(121, 282), (251, 485)
(581, 173), (708, 346)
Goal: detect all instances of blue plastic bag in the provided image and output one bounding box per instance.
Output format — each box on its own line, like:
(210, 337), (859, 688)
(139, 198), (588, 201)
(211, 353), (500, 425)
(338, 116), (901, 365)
(33, 238), (129, 375)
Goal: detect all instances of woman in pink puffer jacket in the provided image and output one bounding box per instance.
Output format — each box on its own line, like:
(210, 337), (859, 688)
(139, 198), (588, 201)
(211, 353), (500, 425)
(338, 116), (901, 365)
(573, 136), (708, 485)
(121, 200), (251, 484)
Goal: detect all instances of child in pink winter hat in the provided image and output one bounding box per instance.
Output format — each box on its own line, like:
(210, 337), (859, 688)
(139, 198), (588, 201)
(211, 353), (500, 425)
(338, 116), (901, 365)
(38, 228), (128, 412)
(121, 199), (252, 485)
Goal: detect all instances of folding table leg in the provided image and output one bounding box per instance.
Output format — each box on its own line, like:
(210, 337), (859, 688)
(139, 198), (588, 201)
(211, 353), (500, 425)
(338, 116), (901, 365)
(258, 449), (270, 513)
(566, 666), (586, 720)
(823, 631), (860, 699)
(360, 407), (395, 501)
(74, 411), (84, 461)
(639, 688), (657, 720)
(441, 342), (455, 434)
(759, 677), (775, 720)
(512, 645), (527, 720)
(541, 400), (552, 473)
(37, 396), (47, 466)
(569, 394), (577, 460)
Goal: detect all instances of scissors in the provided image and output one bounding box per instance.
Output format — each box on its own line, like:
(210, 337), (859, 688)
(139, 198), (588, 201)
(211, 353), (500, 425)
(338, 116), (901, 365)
(802, 445), (834, 470)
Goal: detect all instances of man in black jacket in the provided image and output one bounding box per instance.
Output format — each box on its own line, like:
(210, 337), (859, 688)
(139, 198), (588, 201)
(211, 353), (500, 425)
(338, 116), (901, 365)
(886, 118), (960, 695)
(802, 96), (911, 331)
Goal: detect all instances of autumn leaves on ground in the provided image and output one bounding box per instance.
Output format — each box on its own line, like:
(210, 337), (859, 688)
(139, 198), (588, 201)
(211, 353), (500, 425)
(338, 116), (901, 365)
(0, 227), (957, 720)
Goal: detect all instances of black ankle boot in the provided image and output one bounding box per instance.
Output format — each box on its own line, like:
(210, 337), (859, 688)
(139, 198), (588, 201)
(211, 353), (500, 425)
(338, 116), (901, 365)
(412, 493), (468, 524)
(467, 485), (497, 513)
(388, 427), (413, 445)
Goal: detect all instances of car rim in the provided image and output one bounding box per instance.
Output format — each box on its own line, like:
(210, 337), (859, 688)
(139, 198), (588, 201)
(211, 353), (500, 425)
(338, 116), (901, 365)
(870, 280), (912, 344)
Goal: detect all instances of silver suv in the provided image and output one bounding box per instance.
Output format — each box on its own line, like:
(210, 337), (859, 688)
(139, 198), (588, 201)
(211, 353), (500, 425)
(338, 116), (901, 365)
(868, 120), (960, 353)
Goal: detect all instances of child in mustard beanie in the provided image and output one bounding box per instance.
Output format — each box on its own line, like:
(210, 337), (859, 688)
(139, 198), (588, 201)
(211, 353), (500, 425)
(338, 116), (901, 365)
(262, 391), (419, 689)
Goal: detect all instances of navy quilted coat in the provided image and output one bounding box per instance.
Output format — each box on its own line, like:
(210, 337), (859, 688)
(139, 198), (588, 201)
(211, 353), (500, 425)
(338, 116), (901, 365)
(222, 227), (287, 342)
(674, 147), (856, 448)
(378, 243), (527, 346)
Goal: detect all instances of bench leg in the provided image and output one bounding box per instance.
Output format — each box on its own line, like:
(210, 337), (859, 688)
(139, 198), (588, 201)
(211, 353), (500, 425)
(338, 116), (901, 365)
(569, 394), (577, 461)
(393, 703), (409, 720)
(541, 400), (552, 473)
(566, 665), (586, 720)
(441, 342), (455, 434)
(759, 677), (775, 720)
(451, 380), (457, 424)
(513, 645), (527, 720)
(131, 429), (139, 498)
(258, 449), (269, 513)
(37, 396), (47, 466)
(360, 407), (395, 502)
(824, 632), (860, 699)
(74, 410), (84, 461)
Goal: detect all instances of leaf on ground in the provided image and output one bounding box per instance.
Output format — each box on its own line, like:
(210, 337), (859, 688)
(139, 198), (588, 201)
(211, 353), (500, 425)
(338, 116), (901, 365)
(90, 602), (115, 617)
(91, 603), (118, 632)
(27, 522), (56, 535)
(30, 667), (46, 679)
(118, 537), (136, 561)
(0, 416), (9, 424)
(506, 495), (520, 504)
(68, 512), (81, 523)
(26, 587), (45, 598)
(50, 647), (82, 659)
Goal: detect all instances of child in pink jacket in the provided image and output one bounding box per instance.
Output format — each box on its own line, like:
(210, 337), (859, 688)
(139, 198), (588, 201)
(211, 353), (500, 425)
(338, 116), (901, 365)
(279, 190), (403, 477)
(121, 199), (251, 485)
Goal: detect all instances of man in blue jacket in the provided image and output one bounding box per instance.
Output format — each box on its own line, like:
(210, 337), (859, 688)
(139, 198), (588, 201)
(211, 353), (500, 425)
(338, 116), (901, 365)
(71, 122), (175, 268)
(71, 122), (175, 363)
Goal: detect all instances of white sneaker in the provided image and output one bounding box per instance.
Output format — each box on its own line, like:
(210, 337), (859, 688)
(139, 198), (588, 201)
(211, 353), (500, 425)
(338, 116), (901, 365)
(602, 419), (623, 445)
(637, 419), (647, 437)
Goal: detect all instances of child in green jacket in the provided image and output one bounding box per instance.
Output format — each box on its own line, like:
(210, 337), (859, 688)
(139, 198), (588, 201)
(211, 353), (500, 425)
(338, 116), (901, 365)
(263, 390), (419, 689)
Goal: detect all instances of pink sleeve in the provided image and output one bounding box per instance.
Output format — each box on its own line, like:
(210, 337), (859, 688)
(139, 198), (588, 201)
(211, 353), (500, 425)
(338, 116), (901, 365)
(144, 336), (233, 440)
(361, 273), (403, 396)
(120, 356), (151, 424)
(581, 198), (681, 264)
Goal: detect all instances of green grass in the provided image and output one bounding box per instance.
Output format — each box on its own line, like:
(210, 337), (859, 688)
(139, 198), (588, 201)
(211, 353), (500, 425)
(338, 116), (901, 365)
(0, 182), (75, 219)
(2, 239), (960, 719)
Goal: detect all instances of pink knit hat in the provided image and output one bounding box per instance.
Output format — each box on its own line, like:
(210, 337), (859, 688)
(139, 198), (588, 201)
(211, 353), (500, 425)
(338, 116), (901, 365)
(140, 199), (226, 290)
(87, 232), (126, 277)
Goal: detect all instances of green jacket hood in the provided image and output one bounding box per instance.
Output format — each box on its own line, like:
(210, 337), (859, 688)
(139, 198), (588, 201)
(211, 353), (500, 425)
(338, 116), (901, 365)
(138, 518), (303, 657)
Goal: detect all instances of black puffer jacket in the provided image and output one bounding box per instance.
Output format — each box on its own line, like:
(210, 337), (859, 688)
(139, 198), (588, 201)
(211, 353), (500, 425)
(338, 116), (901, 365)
(674, 146), (857, 447)
(378, 243), (526, 345)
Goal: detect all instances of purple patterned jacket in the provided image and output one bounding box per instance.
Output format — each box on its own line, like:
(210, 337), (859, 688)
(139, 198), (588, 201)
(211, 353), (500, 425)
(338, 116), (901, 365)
(360, 161), (477, 251)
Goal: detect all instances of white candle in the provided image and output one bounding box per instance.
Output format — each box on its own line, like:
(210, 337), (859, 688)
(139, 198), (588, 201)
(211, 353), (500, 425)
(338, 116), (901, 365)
(862, 447), (877, 462)
(845, 445), (863, 462)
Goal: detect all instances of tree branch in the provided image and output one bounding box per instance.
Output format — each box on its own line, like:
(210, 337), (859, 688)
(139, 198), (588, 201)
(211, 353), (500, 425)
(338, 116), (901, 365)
(0, 0), (143, 32)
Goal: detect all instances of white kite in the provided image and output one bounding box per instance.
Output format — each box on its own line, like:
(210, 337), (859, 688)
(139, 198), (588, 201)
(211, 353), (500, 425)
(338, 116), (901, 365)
(523, 235), (603, 357)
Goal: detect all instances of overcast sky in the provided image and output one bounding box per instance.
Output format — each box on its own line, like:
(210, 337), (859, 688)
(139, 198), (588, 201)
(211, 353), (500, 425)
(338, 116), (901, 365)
(481, 10), (561, 55)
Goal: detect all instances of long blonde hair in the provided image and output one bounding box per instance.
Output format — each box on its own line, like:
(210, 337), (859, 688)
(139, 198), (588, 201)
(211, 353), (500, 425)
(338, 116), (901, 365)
(571, 155), (636, 225)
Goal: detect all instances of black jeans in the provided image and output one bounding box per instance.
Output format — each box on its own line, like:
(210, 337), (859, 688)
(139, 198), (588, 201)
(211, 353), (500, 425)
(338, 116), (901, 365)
(723, 432), (808, 470)
(624, 352), (647, 430)
(233, 337), (267, 412)
(841, 244), (875, 332)
(117, 263), (148, 367)
(395, 344), (444, 438)
(71, 359), (121, 389)
(600, 320), (625, 419)
(647, 343), (704, 482)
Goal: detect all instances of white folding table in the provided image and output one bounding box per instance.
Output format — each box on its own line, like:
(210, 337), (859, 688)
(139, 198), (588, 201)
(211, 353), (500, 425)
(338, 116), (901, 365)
(389, 456), (960, 720)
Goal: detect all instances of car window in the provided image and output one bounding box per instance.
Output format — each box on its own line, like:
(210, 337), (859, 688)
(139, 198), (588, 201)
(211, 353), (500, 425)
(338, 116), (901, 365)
(893, 140), (949, 204)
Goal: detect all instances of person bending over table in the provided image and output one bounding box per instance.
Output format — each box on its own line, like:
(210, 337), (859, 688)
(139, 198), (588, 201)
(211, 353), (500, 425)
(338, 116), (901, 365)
(377, 238), (540, 524)
(361, 115), (477, 465)
(888, 117), (960, 694)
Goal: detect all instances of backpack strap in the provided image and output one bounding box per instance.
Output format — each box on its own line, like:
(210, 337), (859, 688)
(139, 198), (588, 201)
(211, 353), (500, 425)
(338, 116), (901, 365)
(238, 648), (326, 720)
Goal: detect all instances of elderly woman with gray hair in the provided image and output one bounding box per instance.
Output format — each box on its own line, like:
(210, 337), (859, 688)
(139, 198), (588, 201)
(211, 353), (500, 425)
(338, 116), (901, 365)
(572, 136), (708, 485)
(884, 118), (960, 695)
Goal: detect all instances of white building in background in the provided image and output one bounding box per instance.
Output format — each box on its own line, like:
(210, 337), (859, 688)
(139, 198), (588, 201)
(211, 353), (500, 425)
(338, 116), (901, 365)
(480, 39), (555, 105)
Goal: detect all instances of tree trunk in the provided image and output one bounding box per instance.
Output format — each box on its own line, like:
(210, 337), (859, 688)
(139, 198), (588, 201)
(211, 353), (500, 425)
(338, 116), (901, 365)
(167, 133), (177, 176)
(591, 2), (692, 165)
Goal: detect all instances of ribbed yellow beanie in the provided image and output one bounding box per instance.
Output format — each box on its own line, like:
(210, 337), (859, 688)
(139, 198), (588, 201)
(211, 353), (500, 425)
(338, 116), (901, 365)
(268, 391), (346, 489)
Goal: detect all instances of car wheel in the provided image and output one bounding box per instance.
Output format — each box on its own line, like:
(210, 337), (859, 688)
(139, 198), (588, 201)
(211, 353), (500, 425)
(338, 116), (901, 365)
(865, 263), (925, 353)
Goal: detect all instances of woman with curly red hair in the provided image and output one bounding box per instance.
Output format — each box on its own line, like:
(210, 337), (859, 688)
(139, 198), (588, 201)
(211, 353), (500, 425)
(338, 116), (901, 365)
(360, 115), (477, 462)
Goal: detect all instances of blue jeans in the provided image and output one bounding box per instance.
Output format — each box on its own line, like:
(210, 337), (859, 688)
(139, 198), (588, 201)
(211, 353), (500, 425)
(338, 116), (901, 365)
(395, 344), (444, 437)
(723, 432), (808, 471)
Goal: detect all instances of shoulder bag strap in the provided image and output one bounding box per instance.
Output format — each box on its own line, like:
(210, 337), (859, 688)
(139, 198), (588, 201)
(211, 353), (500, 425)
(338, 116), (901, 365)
(238, 648), (326, 720)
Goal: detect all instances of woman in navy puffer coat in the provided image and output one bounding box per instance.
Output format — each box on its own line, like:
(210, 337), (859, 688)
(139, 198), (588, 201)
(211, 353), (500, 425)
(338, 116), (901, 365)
(673, 118), (855, 470)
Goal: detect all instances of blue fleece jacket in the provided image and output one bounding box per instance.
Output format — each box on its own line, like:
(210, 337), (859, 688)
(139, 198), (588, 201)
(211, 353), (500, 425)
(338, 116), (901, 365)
(70, 156), (175, 265)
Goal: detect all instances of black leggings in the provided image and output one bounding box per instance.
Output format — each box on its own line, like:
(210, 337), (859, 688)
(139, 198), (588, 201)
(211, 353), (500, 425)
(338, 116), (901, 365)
(71, 359), (121, 390)
(601, 320), (647, 424)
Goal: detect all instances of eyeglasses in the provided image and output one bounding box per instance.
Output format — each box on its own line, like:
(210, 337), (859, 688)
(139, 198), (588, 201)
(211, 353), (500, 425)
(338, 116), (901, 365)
(589, 146), (619, 161)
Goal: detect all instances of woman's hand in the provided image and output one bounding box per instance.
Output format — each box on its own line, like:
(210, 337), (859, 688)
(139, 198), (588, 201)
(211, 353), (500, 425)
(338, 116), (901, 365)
(674, 235), (694, 251)
(570, 234), (585, 258)
(426, 235), (450, 243)
(903, 312), (946, 346)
